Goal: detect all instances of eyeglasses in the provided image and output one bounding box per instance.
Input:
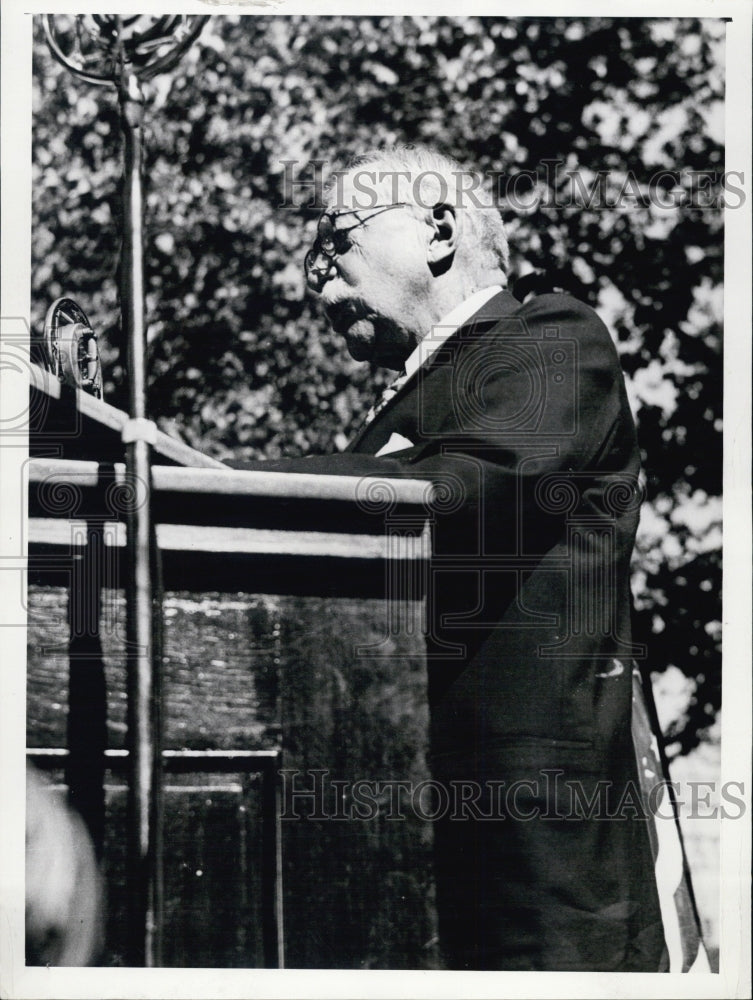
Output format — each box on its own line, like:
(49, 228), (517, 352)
(304, 203), (409, 276)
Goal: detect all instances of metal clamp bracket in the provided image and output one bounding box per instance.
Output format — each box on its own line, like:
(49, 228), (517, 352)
(122, 417), (158, 445)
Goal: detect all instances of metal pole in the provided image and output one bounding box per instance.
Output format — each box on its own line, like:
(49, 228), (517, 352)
(261, 761), (285, 968)
(66, 520), (107, 858)
(119, 65), (163, 968)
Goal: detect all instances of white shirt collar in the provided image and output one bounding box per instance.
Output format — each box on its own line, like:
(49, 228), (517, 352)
(403, 285), (503, 379)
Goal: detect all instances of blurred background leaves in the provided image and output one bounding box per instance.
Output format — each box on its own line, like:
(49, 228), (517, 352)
(31, 15), (724, 756)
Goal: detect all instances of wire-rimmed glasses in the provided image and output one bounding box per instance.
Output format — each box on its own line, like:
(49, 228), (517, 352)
(304, 203), (409, 276)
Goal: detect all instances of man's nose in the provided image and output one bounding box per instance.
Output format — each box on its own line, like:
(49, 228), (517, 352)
(306, 255), (336, 293)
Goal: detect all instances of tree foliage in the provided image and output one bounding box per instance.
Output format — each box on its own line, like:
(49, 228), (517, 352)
(31, 15), (724, 753)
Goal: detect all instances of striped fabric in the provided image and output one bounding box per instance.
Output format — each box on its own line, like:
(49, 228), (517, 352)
(631, 664), (711, 972)
(361, 369), (410, 427)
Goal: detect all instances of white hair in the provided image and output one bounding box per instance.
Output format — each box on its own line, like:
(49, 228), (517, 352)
(328, 145), (509, 281)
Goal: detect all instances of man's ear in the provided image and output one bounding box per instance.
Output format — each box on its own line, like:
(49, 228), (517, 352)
(427, 203), (458, 274)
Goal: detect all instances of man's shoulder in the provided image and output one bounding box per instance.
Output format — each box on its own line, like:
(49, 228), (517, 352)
(510, 290), (605, 325)
(466, 288), (608, 332)
(480, 290), (615, 354)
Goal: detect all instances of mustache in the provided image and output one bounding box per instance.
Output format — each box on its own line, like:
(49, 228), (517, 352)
(323, 296), (372, 334)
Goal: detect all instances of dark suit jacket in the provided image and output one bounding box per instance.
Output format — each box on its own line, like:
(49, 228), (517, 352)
(233, 289), (665, 970)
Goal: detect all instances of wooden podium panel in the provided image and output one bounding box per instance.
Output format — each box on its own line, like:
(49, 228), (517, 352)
(26, 364), (436, 967)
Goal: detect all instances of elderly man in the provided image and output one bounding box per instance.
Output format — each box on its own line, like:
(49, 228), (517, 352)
(238, 146), (666, 970)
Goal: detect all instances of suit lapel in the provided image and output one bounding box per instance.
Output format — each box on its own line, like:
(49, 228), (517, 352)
(346, 289), (522, 454)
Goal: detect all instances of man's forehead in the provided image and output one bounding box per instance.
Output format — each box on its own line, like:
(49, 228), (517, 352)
(324, 164), (465, 215)
(325, 168), (407, 213)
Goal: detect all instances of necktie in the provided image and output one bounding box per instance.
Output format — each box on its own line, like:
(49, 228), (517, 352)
(362, 369), (409, 426)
